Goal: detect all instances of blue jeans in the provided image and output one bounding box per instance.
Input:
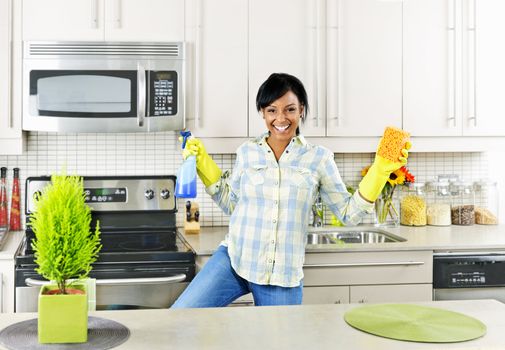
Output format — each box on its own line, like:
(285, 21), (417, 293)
(172, 245), (303, 308)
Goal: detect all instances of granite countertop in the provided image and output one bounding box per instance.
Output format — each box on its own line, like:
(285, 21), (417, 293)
(0, 299), (503, 349)
(182, 224), (505, 255)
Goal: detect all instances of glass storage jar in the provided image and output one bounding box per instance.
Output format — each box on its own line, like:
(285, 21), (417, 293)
(473, 180), (499, 225)
(400, 182), (427, 226)
(450, 181), (475, 225)
(426, 181), (452, 226)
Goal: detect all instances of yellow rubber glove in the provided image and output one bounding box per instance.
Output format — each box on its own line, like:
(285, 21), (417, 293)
(182, 138), (222, 187)
(358, 141), (412, 202)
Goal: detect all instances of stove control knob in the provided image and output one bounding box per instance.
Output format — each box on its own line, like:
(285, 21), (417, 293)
(144, 189), (155, 200)
(160, 188), (171, 199)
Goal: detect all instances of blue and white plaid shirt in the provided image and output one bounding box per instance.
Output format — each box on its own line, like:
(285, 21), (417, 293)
(206, 133), (374, 287)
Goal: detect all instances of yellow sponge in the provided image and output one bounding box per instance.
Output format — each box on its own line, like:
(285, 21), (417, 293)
(377, 127), (410, 162)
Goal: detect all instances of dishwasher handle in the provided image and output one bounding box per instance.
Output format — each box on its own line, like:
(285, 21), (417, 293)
(25, 274), (187, 287)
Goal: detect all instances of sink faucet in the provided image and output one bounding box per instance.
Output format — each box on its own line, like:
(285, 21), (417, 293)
(311, 196), (324, 227)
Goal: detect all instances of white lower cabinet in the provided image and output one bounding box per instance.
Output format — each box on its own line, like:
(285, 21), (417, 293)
(303, 286), (349, 305)
(302, 250), (433, 304)
(197, 250), (433, 306)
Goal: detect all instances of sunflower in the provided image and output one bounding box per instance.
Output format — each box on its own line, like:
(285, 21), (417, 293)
(387, 168), (406, 186)
(361, 165), (371, 177)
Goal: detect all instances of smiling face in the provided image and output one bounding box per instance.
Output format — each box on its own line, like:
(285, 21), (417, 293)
(262, 90), (304, 146)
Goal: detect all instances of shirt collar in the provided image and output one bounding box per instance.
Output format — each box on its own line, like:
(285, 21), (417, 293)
(254, 132), (307, 147)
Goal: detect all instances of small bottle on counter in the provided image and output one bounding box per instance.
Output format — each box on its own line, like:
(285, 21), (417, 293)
(426, 181), (452, 226)
(473, 180), (499, 225)
(450, 181), (475, 225)
(0, 167), (7, 229)
(400, 182), (427, 226)
(9, 168), (21, 231)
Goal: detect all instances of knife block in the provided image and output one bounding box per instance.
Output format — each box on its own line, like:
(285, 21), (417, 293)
(184, 201), (200, 234)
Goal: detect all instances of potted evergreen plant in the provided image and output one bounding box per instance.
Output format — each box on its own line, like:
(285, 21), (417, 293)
(29, 172), (101, 343)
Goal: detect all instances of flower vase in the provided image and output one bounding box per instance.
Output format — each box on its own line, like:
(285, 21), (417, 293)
(374, 197), (399, 227)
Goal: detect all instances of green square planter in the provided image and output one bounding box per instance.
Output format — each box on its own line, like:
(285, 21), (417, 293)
(38, 284), (88, 344)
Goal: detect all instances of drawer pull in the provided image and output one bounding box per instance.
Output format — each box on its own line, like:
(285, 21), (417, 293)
(304, 261), (425, 268)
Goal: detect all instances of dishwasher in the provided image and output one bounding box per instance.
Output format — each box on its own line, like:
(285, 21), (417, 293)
(433, 252), (505, 303)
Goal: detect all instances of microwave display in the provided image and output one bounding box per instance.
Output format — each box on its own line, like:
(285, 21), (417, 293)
(149, 71), (178, 116)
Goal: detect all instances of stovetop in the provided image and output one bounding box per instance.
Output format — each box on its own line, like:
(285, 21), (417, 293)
(16, 229), (195, 266)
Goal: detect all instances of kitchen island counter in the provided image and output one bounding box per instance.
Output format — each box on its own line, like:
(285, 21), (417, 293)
(183, 224), (505, 255)
(0, 299), (503, 349)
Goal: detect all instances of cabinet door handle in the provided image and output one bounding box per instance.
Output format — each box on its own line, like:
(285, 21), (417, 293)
(7, 0), (12, 128)
(304, 261), (425, 268)
(447, 0), (457, 128)
(114, 0), (122, 29)
(466, 0), (477, 127)
(194, 0), (203, 128)
(90, 0), (98, 28)
(308, 0), (320, 127)
(327, 0), (341, 127)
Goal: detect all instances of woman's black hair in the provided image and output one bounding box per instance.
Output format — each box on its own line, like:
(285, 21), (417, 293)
(256, 73), (309, 128)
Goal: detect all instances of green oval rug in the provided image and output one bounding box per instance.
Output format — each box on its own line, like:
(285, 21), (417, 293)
(344, 303), (486, 343)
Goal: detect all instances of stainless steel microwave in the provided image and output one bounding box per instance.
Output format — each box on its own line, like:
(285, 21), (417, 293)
(22, 41), (185, 133)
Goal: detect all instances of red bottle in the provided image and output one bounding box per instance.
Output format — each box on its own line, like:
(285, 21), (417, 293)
(9, 168), (21, 231)
(0, 167), (7, 228)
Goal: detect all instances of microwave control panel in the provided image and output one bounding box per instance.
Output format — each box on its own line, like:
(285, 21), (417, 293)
(149, 71), (178, 116)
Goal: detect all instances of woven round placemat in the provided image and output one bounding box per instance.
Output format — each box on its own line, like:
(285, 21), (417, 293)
(344, 303), (486, 343)
(0, 316), (130, 350)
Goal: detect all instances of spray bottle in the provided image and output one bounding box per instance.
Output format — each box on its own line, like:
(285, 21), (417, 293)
(175, 131), (197, 198)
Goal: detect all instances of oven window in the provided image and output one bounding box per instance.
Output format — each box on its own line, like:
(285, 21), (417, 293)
(30, 70), (138, 118)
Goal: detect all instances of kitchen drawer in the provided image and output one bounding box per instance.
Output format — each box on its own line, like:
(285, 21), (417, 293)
(303, 286), (350, 305)
(350, 284), (433, 304)
(303, 250), (432, 286)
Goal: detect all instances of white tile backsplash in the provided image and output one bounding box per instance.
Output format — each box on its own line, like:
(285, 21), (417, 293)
(0, 132), (491, 228)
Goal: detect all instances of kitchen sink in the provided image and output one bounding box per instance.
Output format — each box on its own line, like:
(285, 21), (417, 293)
(306, 228), (406, 245)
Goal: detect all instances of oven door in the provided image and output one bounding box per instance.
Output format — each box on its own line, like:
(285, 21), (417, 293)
(22, 41), (185, 133)
(15, 262), (193, 312)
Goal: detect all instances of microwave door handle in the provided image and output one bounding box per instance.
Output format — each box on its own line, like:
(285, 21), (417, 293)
(137, 64), (146, 127)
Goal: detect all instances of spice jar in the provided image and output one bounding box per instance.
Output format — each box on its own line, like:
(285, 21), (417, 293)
(450, 181), (475, 225)
(473, 180), (499, 225)
(400, 182), (427, 226)
(426, 181), (452, 226)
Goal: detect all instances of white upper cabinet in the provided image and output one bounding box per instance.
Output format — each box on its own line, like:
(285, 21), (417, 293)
(249, 0), (402, 139)
(404, 0), (505, 137)
(0, 0), (23, 155)
(464, 0), (505, 136)
(22, 0), (185, 41)
(185, 0), (248, 138)
(104, 0), (184, 41)
(249, 0), (325, 138)
(326, 0), (402, 137)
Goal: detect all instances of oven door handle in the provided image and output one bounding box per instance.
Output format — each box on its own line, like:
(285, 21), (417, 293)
(25, 274), (187, 287)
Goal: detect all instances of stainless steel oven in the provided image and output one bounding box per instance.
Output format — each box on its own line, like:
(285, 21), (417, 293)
(433, 252), (505, 303)
(22, 41), (185, 133)
(15, 175), (195, 312)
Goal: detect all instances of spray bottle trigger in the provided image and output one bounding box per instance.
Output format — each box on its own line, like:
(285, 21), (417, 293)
(180, 130), (192, 149)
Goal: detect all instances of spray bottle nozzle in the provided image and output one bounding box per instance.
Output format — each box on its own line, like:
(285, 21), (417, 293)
(180, 131), (192, 149)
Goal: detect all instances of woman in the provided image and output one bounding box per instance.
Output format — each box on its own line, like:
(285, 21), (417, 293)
(172, 73), (410, 308)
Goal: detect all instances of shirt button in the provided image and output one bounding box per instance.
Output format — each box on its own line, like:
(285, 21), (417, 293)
(273, 219), (277, 223)
(268, 259), (273, 263)
(271, 240), (275, 244)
